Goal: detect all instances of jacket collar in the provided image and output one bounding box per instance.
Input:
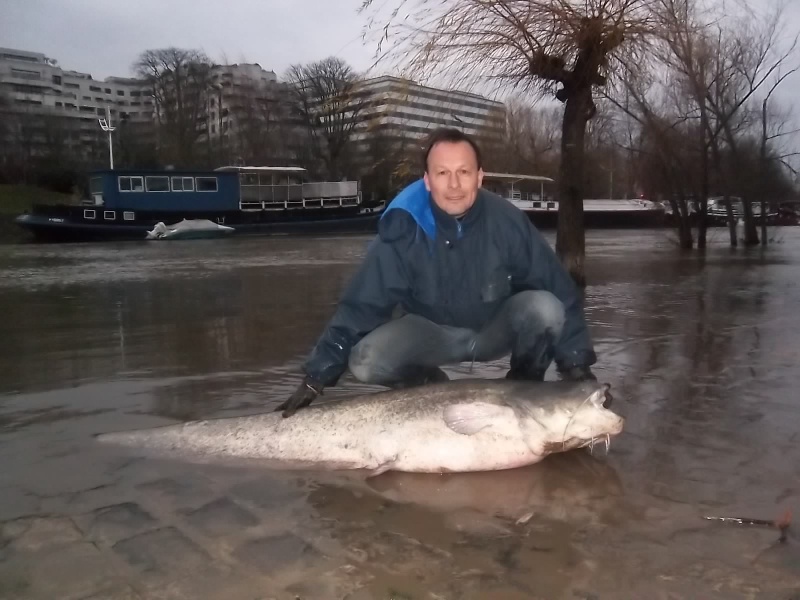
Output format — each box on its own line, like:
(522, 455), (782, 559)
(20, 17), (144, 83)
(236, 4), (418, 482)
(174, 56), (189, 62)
(430, 190), (485, 240)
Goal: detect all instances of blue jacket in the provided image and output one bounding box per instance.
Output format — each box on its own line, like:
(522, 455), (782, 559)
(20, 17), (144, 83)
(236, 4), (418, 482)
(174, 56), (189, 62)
(303, 179), (597, 386)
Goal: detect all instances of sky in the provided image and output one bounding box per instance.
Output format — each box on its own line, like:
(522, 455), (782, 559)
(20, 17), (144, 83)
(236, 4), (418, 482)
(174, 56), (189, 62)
(3, 0), (800, 107)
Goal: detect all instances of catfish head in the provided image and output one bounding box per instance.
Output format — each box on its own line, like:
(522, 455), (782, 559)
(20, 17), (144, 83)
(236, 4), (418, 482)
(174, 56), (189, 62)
(506, 381), (625, 455)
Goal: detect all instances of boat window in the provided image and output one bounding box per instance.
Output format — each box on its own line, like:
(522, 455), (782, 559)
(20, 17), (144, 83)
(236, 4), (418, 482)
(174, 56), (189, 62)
(196, 177), (218, 192)
(145, 176), (170, 192)
(242, 173), (259, 186)
(118, 176), (143, 192)
(171, 176), (194, 192)
(547, 202), (555, 209)
(533, 201), (541, 208)
(90, 177), (103, 195)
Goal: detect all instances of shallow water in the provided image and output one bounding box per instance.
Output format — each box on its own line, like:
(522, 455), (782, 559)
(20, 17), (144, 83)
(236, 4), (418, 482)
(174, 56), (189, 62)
(2, 228), (800, 599)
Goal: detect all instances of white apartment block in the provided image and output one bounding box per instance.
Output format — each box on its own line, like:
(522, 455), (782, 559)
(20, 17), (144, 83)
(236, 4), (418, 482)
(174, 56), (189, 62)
(353, 76), (506, 146)
(204, 62), (280, 141)
(0, 47), (153, 155)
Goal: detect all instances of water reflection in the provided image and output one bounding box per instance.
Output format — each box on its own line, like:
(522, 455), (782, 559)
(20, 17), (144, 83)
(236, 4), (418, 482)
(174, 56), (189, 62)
(3, 229), (800, 597)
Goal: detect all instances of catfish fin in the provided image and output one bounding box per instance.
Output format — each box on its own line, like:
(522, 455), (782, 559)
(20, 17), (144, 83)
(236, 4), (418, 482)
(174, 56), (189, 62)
(443, 402), (514, 435)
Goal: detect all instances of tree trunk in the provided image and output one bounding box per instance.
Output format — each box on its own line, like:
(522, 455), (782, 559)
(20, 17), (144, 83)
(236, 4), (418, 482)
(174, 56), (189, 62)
(697, 142), (709, 249)
(761, 199), (768, 246)
(697, 108), (710, 249)
(724, 195), (737, 247)
(556, 87), (592, 287)
(740, 194), (759, 245)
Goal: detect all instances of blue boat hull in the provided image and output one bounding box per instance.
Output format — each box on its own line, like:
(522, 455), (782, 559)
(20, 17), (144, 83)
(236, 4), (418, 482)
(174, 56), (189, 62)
(15, 204), (383, 242)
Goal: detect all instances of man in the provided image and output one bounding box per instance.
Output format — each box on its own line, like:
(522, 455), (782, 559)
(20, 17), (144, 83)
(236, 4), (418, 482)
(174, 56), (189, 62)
(276, 127), (597, 417)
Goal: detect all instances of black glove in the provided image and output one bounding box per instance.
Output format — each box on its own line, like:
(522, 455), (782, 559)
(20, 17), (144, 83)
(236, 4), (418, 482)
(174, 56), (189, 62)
(274, 376), (323, 418)
(560, 365), (597, 382)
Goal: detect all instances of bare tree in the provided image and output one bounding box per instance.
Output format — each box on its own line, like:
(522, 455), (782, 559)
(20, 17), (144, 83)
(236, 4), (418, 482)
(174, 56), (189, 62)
(654, 0), (798, 246)
(133, 47), (214, 167)
(755, 67), (798, 244)
(607, 63), (705, 247)
(360, 0), (653, 285)
(284, 57), (368, 179)
(494, 98), (561, 176)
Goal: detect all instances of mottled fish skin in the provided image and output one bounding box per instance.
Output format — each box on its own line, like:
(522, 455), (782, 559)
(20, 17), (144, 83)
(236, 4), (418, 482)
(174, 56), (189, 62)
(96, 378), (625, 474)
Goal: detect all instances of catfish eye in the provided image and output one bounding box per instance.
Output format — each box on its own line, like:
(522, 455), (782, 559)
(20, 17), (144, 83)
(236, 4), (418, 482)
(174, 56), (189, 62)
(602, 389), (613, 409)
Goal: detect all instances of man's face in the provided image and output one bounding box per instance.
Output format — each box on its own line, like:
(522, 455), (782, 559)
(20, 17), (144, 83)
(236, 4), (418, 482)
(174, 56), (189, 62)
(423, 140), (484, 217)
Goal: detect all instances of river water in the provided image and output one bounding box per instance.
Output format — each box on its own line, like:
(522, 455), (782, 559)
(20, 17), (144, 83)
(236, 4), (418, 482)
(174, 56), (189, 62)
(2, 227), (800, 599)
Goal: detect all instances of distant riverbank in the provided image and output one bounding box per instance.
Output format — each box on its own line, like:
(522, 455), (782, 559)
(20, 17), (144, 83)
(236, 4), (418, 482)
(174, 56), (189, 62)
(0, 185), (75, 243)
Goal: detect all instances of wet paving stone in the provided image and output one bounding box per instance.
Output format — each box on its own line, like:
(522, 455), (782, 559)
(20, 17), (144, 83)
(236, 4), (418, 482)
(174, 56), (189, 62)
(112, 526), (212, 576)
(233, 532), (321, 571)
(78, 502), (158, 545)
(135, 475), (214, 507)
(2, 515), (83, 552)
(179, 496), (260, 538)
(0, 542), (122, 600)
(80, 585), (143, 600)
(0, 487), (40, 521)
(229, 478), (305, 509)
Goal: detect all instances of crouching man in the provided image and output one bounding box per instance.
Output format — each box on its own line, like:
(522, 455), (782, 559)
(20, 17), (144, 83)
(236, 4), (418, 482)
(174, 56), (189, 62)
(277, 127), (597, 417)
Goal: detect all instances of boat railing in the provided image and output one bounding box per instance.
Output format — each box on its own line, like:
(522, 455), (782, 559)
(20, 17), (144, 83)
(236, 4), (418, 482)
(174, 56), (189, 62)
(239, 180), (361, 211)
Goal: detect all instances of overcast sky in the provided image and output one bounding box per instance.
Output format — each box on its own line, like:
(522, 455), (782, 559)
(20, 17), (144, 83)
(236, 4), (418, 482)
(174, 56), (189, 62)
(3, 0), (800, 106)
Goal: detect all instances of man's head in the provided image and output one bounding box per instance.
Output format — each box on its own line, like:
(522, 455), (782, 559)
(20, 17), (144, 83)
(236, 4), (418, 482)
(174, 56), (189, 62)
(422, 128), (484, 217)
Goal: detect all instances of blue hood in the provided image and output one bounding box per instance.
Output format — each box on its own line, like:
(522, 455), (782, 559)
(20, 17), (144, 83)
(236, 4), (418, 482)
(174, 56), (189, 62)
(380, 179), (437, 240)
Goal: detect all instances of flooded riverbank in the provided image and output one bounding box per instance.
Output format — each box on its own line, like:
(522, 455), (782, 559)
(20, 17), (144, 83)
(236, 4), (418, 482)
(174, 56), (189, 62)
(2, 228), (800, 599)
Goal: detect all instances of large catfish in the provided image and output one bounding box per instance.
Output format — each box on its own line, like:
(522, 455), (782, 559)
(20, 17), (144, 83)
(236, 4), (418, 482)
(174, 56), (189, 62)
(96, 378), (625, 475)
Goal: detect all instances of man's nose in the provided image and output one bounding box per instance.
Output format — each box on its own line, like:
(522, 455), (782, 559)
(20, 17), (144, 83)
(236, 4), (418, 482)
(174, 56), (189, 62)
(448, 173), (459, 188)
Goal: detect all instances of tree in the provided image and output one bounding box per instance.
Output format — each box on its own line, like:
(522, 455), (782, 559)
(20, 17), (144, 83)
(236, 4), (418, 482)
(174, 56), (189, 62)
(284, 57), (368, 179)
(493, 98), (561, 177)
(360, 0), (653, 285)
(654, 0), (798, 247)
(133, 47), (214, 167)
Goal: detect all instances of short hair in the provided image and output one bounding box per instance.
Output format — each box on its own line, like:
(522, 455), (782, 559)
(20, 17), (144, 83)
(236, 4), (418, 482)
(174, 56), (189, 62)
(422, 127), (483, 172)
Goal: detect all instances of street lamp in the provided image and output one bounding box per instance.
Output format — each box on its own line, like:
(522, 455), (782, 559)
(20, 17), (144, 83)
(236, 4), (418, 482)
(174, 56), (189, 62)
(98, 106), (116, 169)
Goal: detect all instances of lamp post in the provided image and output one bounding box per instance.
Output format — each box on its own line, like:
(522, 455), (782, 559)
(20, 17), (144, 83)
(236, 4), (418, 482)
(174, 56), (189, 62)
(98, 106), (116, 169)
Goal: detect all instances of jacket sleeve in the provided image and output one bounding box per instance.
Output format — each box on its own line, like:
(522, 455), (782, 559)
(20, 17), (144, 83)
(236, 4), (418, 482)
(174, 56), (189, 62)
(511, 219), (597, 370)
(302, 235), (411, 386)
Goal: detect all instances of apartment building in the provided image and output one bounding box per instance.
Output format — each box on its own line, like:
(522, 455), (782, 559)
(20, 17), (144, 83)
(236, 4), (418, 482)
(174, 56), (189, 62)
(353, 75), (506, 146)
(0, 47), (153, 158)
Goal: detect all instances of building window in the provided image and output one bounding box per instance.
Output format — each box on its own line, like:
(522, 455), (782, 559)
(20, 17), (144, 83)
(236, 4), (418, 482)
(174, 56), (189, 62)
(196, 177), (218, 192)
(105, 88), (111, 94)
(145, 176), (170, 192)
(52, 75), (62, 85)
(117, 90), (124, 96)
(11, 68), (41, 80)
(118, 176), (144, 192)
(171, 176), (195, 192)
(89, 85), (101, 92)
(130, 91), (141, 97)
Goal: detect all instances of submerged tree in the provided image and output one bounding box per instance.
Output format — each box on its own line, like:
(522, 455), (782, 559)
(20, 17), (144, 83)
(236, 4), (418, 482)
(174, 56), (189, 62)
(359, 0), (653, 285)
(653, 0), (798, 247)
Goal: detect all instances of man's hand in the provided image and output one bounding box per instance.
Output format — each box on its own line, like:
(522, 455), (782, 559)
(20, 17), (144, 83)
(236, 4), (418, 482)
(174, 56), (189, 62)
(560, 365), (597, 382)
(274, 376), (323, 418)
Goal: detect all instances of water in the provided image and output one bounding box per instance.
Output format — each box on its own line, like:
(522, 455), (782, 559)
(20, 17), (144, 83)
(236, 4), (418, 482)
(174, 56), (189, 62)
(2, 229), (800, 599)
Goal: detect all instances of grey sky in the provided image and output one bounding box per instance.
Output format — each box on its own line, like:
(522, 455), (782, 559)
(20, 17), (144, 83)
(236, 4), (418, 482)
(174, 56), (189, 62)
(3, 0), (799, 108)
(3, 0), (378, 80)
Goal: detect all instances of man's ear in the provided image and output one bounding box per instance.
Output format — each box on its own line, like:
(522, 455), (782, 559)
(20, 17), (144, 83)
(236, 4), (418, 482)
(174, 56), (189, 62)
(423, 172), (431, 192)
(477, 168), (484, 189)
